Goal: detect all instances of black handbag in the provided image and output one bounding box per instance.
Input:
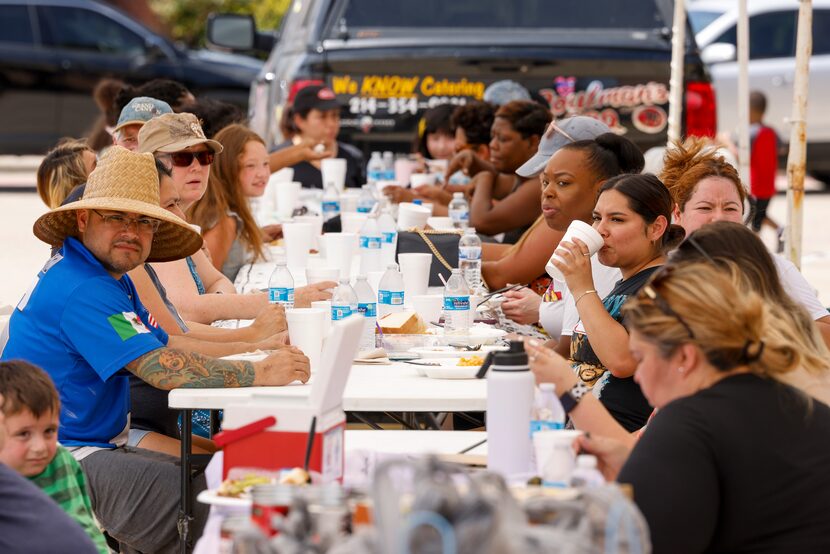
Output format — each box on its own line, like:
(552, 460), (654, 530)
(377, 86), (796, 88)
(395, 228), (463, 286)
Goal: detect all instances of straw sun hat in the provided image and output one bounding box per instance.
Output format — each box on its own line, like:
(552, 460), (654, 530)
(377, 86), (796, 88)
(33, 146), (203, 263)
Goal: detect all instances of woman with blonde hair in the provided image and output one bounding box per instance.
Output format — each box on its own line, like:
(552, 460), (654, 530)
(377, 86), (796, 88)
(189, 124), (282, 280)
(36, 140), (96, 208)
(660, 136), (830, 345)
(576, 261), (830, 553)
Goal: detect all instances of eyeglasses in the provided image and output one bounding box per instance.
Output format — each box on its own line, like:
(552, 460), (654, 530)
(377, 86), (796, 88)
(161, 150), (215, 168)
(92, 210), (161, 234)
(641, 267), (696, 339)
(681, 235), (716, 264)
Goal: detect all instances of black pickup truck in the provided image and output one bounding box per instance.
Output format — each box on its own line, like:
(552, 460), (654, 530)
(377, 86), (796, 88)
(210, 0), (715, 154)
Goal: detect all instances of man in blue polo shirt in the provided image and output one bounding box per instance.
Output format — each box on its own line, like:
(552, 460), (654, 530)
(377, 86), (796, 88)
(1, 147), (310, 553)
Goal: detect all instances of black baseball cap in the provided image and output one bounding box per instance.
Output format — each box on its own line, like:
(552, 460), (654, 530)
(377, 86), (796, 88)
(293, 84), (340, 112)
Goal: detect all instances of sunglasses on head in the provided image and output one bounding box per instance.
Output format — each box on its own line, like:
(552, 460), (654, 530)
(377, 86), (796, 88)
(641, 266), (696, 339)
(163, 150), (215, 168)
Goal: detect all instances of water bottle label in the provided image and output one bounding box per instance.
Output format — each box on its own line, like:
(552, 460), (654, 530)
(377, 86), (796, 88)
(379, 290), (405, 305)
(459, 246), (481, 261)
(357, 206), (372, 214)
(530, 420), (565, 435)
(368, 169), (383, 182)
(269, 287), (294, 305)
(443, 296), (470, 311)
(383, 169), (395, 181)
(331, 305), (353, 320)
(449, 209), (469, 222)
(322, 200), (340, 214)
(359, 236), (382, 249)
(357, 302), (377, 317)
(382, 231), (397, 244)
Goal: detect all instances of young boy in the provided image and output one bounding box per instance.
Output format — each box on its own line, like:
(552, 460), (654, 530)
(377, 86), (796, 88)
(0, 360), (109, 554)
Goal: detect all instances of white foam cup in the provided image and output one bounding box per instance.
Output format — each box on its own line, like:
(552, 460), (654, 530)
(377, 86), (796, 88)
(394, 158), (418, 186)
(397, 203), (431, 231)
(411, 294), (444, 325)
(310, 300), (332, 337)
(322, 232), (358, 279)
(306, 267), (340, 286)
(341, 212), (369, 234)
(427, 216), (454, 230)
(545, 220), (604, 281)
(398, 253), (432, 300)
(321, 158), (347, 192)
(294, 214), (324, 250)
(276, 181), (302, 220)
(282, 222), (313, 270)
(285, 308), (327, 372)
(409, 173), (435, 189)
(533, 429), (584, 487)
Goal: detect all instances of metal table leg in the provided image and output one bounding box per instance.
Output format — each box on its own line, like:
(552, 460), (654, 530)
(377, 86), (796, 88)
(178, 409), (192, 554)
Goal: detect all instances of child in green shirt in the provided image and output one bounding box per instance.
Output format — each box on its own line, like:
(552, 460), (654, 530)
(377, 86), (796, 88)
(0, 360), (109, 554)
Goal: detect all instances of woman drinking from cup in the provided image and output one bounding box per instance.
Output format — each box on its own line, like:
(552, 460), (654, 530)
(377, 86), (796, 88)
(189, 124), (282, 281)
(552, 173), (684, 431)
(499, 132), (644, 332)
(660, 137), (830, 345)
(582, 262), (830, 553)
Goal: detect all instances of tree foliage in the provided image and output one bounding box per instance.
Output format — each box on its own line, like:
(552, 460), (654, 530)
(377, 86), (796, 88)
(150, 0), (291, 47)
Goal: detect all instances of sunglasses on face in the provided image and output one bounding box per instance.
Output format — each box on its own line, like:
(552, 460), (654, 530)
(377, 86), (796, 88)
(641, 266), (696, 339)
(162, 150), (215, 168)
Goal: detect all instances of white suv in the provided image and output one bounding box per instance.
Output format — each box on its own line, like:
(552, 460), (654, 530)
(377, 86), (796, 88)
(694, 0), (830, 179)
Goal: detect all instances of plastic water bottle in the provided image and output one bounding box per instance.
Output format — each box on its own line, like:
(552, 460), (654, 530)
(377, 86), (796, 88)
(531, 383), (566, 432)
(458, 227), (482, 290)
(442, 268), (470, 333)
(529, 383), (566, 469)
(322, 181), (341, 222)
(357, 184), (377, 214)
(331, 278), (358, 322)
(448, 192), (470, 229)
(569, 455), (606, 488)
(367, 151), (384, 187)
(486, 341), (535, 477)
(353, 275), (377, 351)
(378, 207), (398, 266)
(358, 214), (382, 273)
(268, 259), (294, 308)
(377, 263), (405, 318)
(382, 151), (395, 181)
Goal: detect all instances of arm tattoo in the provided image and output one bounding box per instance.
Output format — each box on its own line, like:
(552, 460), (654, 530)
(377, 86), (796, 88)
(126, 347), (255, 389)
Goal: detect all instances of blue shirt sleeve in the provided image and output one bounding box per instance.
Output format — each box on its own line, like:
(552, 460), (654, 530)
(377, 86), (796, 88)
(60, 276), (166, 382)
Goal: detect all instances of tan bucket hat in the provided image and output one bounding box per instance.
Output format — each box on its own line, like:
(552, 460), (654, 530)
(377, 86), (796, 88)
(33, 146), (203, 263)
(137, 112), (223, 154)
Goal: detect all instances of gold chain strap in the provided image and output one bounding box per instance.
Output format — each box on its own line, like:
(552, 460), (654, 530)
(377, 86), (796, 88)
(410, 228), (463, 271)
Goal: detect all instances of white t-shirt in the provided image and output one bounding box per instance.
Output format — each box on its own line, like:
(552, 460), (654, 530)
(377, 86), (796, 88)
(537, 256), (621, 337)
(772, 254), (829, 321)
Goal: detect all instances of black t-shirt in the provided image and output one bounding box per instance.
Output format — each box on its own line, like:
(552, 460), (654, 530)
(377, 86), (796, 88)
(619, 374), (830, 554)
(272, 141), (366, 190)
(0, 463), (98, 553)
(570, 266), (657, 432)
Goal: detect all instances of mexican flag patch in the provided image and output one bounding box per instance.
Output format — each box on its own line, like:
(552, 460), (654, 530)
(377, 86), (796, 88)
(107, 311), (150, 341)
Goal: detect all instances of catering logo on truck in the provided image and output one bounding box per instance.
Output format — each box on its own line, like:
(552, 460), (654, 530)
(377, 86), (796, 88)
(540, 79), (669, 134)
(331, 75), (485, 100)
